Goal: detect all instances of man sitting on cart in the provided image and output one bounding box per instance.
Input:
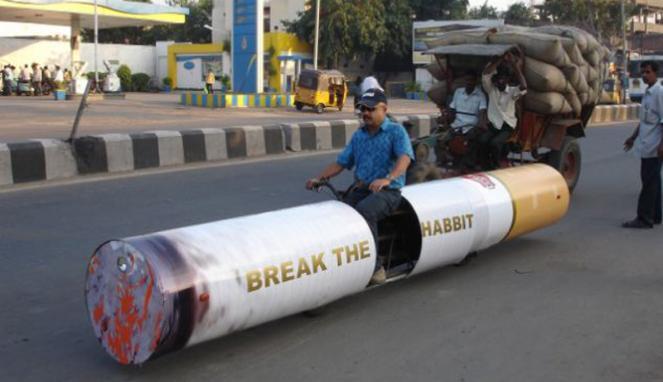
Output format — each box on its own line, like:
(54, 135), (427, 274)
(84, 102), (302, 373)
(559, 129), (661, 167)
(437, 70), (488, 168)
(479, 52), (527, 169)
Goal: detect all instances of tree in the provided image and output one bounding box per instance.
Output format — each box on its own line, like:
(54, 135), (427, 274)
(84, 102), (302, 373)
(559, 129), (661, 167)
(374, 0), (415, 72)
(284, 0), (390, 68)
(467, 1), (498, 19)
(503, 2), (535, 26)
(409, 0), (469, 21)
(539, 0), (639, 46)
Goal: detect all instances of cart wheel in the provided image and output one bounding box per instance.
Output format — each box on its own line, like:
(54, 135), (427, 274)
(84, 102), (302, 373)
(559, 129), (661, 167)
(406, 162), (441, 185)
(315, 104), (324, 114)
(295, 102), (303, 111)
(547, 136), (581, 192)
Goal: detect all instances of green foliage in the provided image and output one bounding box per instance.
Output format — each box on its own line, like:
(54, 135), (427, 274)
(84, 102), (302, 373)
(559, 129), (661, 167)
(503, 2), (535, 26)
(117, 65), (132, 92)
(131, 73), (151, 92)
(540, 0), (638, 46)
(409, 0), (469, 20)
(162, 77), (173, 87)
(405, 81), (422, 92)
(220, 74), (231, 91)
(85, 71), (107, 81)
(468, 1), (498, 19)
(285, 0), (414, 68)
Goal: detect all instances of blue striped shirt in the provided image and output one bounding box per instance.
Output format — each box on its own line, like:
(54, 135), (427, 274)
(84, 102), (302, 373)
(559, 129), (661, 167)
(337, 119), (414, 189)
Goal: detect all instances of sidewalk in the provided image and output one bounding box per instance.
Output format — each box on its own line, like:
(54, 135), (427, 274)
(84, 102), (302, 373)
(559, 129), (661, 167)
(0, 93), (439, 142)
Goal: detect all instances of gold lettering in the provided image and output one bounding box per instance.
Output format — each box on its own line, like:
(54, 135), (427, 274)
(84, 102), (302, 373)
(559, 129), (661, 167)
(297, 257), (312, 278)
(281, 261), (295, 282)
(246, 270), (263, 292)
(332, 247), (344, 266)
(433, 220), (443, 235)
(359, 240), (371, 259)
(466, 214), (474, 228)
(421, 221), (432, 237)
(311, 253), (327, 273)
(443, 218), (452, 233)
(453, 216), (462, 231)
(345, 243), (359, 263)
(263, 266), (280, 287)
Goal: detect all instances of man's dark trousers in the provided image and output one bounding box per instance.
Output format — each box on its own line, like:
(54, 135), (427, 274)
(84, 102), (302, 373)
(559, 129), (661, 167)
(343, 188), (402, 270)
(478, 122), (513, 169)
(637, 158), (662, 225)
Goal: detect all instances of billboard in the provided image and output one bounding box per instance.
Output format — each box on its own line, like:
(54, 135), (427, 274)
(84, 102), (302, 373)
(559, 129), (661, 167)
(233, 0), (264, 93)
(412, 19), (504, 65)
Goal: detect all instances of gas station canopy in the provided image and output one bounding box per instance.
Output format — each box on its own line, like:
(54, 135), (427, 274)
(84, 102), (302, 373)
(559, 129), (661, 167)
(0, 0), (188, 28)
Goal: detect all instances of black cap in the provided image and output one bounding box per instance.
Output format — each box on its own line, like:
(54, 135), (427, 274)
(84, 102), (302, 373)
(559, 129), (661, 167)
(358, 88), (387, 107)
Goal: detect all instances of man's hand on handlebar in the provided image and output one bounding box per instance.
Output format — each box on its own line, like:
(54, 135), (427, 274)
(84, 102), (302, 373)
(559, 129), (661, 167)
(306, 177), (331, 190)
(305, 178), (322, 190)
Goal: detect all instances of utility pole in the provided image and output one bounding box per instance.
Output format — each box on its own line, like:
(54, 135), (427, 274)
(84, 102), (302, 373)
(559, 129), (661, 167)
(314, 0), (320, 69)
(94, 0), (99, 92)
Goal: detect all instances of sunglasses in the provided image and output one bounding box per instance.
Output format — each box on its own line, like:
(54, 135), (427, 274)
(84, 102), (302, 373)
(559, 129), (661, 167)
(359, 105), (376, 113)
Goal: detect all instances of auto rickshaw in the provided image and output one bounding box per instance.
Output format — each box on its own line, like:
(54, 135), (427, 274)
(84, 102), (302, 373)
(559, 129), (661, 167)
(294, 69), (347, 113)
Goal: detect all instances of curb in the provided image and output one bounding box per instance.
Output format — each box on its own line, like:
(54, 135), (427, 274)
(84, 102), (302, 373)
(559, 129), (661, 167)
(0, 106), (639, 188)
(588, 104), (639, 125)
(0, 115), (431, 187)
(180, 93), (295, 108)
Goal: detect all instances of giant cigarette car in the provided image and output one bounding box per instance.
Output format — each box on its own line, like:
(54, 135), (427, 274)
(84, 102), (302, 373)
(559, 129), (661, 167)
(85, 164), (569, 365)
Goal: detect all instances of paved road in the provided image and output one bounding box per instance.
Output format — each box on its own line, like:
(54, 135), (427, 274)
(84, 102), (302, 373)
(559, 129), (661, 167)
(1, 122), (662, 381)
(0, 93), (437, 142)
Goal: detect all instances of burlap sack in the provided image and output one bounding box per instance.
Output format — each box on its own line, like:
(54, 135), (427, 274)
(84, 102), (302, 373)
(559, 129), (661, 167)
(534, 25), (589, 52)
(524, 57), (572, 93)
(524, 90), (572, 114)
(564, 90), (582, 116)
(426, 60), (446, 81)
(488, 31), (572, 67)
(562, 65), (590, 94)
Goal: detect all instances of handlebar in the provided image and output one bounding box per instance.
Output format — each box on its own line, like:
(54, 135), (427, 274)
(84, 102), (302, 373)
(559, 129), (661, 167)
(309, 179), (344, 201)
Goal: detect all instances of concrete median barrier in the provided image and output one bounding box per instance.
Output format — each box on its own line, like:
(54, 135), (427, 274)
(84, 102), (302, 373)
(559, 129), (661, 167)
(0, 105), (639, 188)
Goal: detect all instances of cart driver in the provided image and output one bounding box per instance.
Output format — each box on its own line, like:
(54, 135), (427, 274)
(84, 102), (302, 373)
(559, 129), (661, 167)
(437, 70), (488, 167)
(305, 89), (414, 285)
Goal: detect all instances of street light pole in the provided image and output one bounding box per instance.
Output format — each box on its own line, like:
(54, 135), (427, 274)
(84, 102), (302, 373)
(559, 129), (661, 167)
(314, 0), (320, 69)
(94, 0), (99, 91)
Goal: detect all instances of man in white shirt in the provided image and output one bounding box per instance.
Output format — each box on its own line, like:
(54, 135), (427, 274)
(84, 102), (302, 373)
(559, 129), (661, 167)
(32, 63), (42, 96)
(360, 75), (383, 95)
(19, 64), (31, 81)
(54, 66), (64, 83)
(437, 71), (487, 167)
(623, 60), (663, 228)
(479, 52), (527, 169)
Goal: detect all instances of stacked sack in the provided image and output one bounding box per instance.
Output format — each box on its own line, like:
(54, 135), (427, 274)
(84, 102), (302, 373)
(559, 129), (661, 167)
(425, 25), (610, 117)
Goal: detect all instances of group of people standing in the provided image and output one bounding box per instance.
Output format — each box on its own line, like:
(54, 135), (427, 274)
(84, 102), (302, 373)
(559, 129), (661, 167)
(1, 63), (67, 96)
